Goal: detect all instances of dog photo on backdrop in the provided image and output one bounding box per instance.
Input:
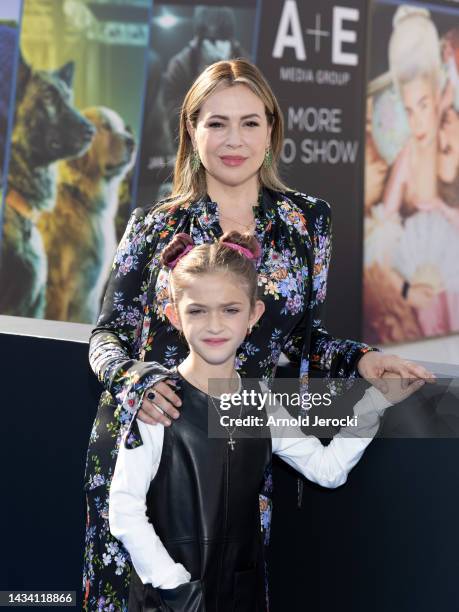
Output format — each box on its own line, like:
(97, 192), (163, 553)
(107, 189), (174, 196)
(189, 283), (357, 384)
(39, 106), (136, 324)
(0, 53), (95, 318)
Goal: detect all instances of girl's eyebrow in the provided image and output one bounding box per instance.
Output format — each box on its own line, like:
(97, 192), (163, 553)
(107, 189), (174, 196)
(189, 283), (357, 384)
(187, 301), (244, 307)
(207, 113), (261, 121)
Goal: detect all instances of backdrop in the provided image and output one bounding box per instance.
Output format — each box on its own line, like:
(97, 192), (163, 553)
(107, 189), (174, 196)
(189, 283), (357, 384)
(0, 0), (368, 343)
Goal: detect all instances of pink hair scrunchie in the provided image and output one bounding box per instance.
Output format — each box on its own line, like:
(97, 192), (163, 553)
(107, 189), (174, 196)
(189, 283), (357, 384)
(168, 243), (194, 269)
(221, 241), (258, 260)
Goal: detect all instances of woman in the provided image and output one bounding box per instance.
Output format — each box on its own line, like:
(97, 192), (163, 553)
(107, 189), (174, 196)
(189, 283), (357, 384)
(83, 58), (432, 611)
(383, 6), (443, 218)
(381, 6), (459, 337)
(437, 103), (459, 332)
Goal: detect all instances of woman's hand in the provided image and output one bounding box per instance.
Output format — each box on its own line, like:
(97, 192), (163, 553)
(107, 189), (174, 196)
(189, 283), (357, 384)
(357, 351), (436, 392)
(138, 380), (182, 426)
(378, 371), (426, 404)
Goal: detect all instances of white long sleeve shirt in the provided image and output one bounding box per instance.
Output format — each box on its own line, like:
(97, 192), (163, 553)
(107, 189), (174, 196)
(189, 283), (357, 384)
(109, 386), (391, 589)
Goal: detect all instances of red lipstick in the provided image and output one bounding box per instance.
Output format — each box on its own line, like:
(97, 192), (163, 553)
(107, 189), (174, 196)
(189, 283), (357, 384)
(220, 156), (247, 167)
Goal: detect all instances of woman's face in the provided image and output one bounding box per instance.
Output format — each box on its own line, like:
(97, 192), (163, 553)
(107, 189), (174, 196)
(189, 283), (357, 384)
(438, 107), (459, 183)
(401, 77), (438, 147)
(189, 83), (272, 189)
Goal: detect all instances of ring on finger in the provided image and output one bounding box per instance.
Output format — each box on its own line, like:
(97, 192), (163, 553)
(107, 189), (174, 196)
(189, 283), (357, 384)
(147, 391), (156, 401)
(151, 401), (165, 415)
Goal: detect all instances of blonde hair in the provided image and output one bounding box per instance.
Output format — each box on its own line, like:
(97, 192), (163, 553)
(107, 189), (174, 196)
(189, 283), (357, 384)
(389, 6), (441, 94)
(155, 58), (290, 214)
(160, 231), (261, 308)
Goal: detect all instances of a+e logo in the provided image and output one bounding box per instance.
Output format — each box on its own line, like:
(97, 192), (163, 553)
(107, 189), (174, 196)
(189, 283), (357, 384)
(272, 0), (360, 66)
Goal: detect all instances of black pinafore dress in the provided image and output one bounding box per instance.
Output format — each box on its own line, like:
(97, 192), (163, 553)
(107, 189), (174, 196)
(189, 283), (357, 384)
(128, 373), (271, 612)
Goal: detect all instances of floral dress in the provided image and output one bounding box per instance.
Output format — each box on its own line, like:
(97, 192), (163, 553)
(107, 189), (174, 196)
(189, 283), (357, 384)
(83, 187), (375, 611)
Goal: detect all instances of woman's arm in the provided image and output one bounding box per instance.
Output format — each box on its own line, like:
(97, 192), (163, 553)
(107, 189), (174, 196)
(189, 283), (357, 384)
(283, 195), (378, 378)
(89, 207), (173, 428)
(109, 420), (191, 587)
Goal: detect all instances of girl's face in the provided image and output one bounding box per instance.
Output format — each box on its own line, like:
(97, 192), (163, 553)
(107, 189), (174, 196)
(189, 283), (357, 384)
(188, 83), (272, 189)
(166, 271), (265, 368)
(401, 77), (438, 147)
(438, 107), (459, 183)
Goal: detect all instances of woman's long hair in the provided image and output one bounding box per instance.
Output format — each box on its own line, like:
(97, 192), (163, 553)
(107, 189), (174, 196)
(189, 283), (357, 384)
(155, 58), (290, 214)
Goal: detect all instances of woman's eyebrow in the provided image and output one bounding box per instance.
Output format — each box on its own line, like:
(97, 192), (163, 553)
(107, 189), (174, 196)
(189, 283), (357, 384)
(207, 113), (262, 120)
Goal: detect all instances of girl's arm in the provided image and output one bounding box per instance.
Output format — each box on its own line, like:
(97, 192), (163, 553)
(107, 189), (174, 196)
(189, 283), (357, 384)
(270, 386), (392, 488)
(108, 420), (191, 588)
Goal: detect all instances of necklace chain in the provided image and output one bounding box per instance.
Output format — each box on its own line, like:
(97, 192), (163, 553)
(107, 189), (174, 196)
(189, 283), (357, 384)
(210, 388), (243, 451)
(184, 370), (241, 398)
(183, 372), (242, 451)
(216, 190), (263, 233)
(218, 212), (256, 231)
(182, 369), (242, 451)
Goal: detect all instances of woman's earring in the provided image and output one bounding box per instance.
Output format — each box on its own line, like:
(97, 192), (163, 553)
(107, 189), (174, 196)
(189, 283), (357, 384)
(247, 325), (253, 334)
(263, 147), (273, 168)
(191, 149), (201, 173)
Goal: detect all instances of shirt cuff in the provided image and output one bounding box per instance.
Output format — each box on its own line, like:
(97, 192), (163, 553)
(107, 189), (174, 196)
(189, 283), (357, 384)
(357, 386), (393, 415)
(157, 563), (191, 589)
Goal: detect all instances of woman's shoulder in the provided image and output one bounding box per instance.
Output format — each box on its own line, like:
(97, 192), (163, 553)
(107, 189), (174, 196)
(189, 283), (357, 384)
(127, 198), (188, 230)
(116, 200), (185, 260)
(273, 188), (331, 219)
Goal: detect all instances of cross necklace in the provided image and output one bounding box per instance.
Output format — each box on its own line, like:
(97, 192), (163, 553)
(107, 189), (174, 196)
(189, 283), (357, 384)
(209, 372), (242, 451)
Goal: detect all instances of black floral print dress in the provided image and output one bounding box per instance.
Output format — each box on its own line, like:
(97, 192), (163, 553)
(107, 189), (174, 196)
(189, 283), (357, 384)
(82, 187), (375, 611)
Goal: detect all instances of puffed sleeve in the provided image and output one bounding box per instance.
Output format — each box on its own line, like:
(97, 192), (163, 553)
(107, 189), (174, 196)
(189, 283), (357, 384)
(89, 206), (172, 433)
(283, 194), (378, 378)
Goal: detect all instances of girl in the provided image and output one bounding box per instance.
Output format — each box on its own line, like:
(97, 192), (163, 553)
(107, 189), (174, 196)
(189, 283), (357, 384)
(108, 231), (420, 612)
(84, 58), (432, 610)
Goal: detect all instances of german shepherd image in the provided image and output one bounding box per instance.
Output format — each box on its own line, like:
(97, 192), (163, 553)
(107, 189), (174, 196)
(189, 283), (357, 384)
(39, 106), (136, 323)
(0, 54), (95, 318)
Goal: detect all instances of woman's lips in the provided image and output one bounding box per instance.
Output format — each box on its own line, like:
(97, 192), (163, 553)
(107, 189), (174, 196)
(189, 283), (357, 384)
(220, 156), (247, 167)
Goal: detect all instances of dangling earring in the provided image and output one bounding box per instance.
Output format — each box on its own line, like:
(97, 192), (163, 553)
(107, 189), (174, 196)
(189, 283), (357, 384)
(263, 147), (273, 169)
(247, 325), (253, 335)
(191, 149), (201, 173)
